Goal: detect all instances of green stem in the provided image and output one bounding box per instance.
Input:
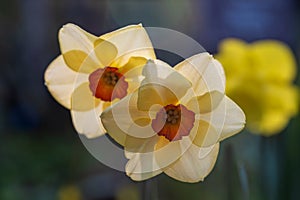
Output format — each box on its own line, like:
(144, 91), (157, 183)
(225, 144), (234, 200)
(142, 177), (159, 200)
(260, 136), (279, 200)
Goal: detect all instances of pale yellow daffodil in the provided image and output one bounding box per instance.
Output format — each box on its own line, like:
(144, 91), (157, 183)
(215, 38), (298, 136)
(44, 23), (155, 138)
(101, 53), (245, 182)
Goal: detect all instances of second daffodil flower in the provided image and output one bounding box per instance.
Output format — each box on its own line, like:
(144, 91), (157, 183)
(44, 24), (155, 138)
(101, 53), (245, 182)
(215, 39), (298, 136)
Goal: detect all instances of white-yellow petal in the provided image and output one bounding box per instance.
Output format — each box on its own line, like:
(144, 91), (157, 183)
(137, 60), (192, 110)
(59, 23), (100, 73)
(119, 57), (148, 94)
(63, 50), (100, 73)
(93, 38), (118, 66)
(125, 135), (159, 155)
(44, 55), (87, 109)
(101, 24), (156, 67)
(154, 136), (193, 171)
(200, 96), (246, 141)
(125, 136), (163, 180)
(185, 91), (224, 114)
(174, 53), (225, 95)
(219, 96), (246, 140)
(126, 168), (163, 181)
(164, 143), (219, 183)
(71, 102), (107, 138)
(101, 92), (157, 146)
(189, 119), (220, 148)
(71, 82), (101, 111)
(59, 23), (97, 54)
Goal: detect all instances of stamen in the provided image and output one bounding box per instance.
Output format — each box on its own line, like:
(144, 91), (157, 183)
(89, 66), (128, 101)
(151, 104), (195, 141)
(103, 71), (119, 86)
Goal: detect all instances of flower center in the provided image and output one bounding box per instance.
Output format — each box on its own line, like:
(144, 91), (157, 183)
(165, 108), (180, 125)
(89, 67), (128, 102)
(152, 104), (195, 141)
(103, 71), (119, 86)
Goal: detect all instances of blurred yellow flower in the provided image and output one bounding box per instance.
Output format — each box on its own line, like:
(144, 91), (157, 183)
(215, 38), (298, 136)
(44, 23), (155, 138)
(101, 53), (245, 182)
(58, 185), (82, 200)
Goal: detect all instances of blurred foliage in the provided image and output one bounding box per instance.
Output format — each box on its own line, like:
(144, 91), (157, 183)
(0, 132), (96, 199)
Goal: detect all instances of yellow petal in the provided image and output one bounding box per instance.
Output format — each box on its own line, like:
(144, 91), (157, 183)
(62, 50), (87, 72)
(119, 58), (148, 94)
(59, 23), (100, 72)
(215, 39), (249, 74)
(101, 92), (157, 146)
(126, 170), (163, 181)
(117, 56), (147, 74)
(200, 96), (245, 142)
(164, 143), (219, 183)
(59, 23), (97, 53)
(100, 24), (156, 67)
(154, 136), (192, 170)
(262, 84), (298, 118)
(125, 135), (159, 155)
(71, 82), (101, 111)
(219, 96), (246, 140)
(258, 111), (289, 136)
(71, 102), (107, 138)
(174, 53), (225, 95)
(125, 136), (163, 178)
(185, 91), (224, 114)
(138, 83), (178, 110)
(101, 92), (165, 175)
(94, 38), (118, 66)
(44, 55), (87, 109)
(217, 38), (247, 54)
(190, 120), (220, 147)
(137, 60), (192, 110)
(215, 39), (251, 93)
(100, 110), (127, 145)
(62, 50), (100, 73)
(255, 85), (298, 135)
(251, 40), (297, 82)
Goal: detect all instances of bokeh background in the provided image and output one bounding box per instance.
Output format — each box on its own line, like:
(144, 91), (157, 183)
(0, 0), (299, 199)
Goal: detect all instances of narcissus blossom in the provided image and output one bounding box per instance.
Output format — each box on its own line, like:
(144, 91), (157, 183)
(45, 23), (155, 138)
(215, 39), (298, 136)
(101, 53), (245, 182)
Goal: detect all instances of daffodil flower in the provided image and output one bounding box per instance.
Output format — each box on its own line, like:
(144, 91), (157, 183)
(215, 39), (298, 136)
(101, 53), (245, 182)
(44, 23), (155, 138)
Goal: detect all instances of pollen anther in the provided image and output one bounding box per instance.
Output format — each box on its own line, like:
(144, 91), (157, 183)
(88, 66), (128, 101)
(152, 104), (195, 141)
(103, 71), (119, 86)
(166, 109), (181, 124)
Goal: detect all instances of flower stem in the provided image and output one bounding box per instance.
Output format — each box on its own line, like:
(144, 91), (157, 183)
(224, 144), (234, 200)
(237, 162), (250, 200)
(142, 177), (159, 200)
(260, 136), (279, 200)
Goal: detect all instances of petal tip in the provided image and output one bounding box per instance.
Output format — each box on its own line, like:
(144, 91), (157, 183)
(61, 23), (76, 30)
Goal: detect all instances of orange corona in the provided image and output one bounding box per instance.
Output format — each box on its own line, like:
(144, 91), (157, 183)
(152, 104), (195, 141)
(89, 67), (129, 101)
